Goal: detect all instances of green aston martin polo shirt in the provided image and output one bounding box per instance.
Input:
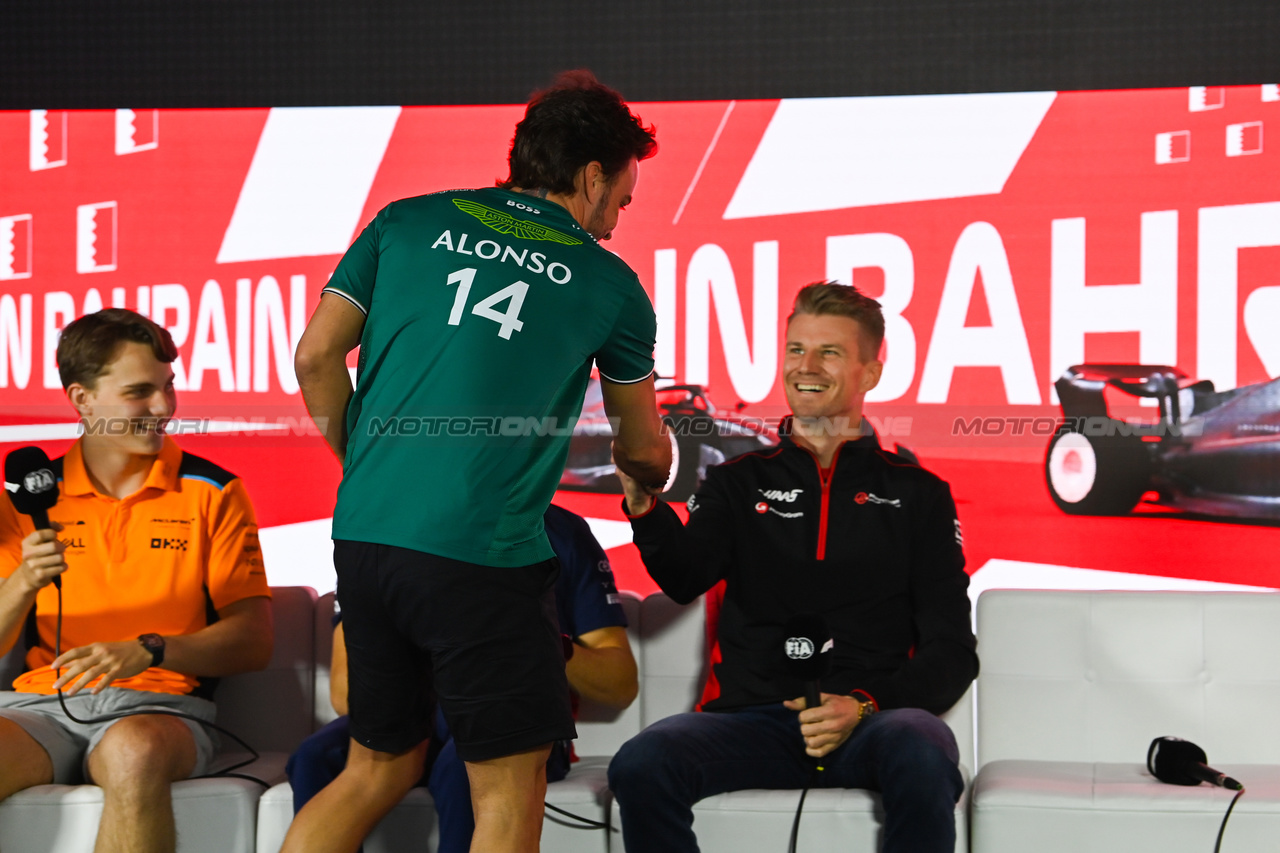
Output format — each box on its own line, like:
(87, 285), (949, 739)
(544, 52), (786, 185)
(323, 187), (656, 567)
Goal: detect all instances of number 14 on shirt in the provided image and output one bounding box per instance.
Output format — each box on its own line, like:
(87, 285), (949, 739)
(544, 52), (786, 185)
(447, 267), (528, 340)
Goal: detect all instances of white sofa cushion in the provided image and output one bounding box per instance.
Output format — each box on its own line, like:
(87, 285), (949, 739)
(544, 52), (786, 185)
(635, 593), (975, 853)
(973, 590), (1280, 853)
(973, 760), (1280, 853)
(690, 766), (971, 853)
(976, 590), (1280, 767)
(0, 587), (314, 853)
(0, 775), (264, 853)
(257, 760), (614, 853)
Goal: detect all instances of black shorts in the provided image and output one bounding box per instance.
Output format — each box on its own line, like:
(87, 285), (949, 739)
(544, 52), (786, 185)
(334, 539), (576, 762)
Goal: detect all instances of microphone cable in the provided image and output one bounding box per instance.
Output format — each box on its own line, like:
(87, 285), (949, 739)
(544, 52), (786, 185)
(50, 581), (270, 786)
(49, 570), (627, 815)
(786, 761), (822, 853)
(1213, 786), (1245, 853)
(543, 801), (616, 832)
(53, 581), (625, 815)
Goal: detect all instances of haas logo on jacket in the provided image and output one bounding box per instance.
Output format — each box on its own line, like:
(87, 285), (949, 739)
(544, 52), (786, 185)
(758, 488), (803, 502)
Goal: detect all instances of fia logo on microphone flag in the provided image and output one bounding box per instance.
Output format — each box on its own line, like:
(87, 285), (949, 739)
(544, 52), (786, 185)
(785, 637), (815, 660)
(23, 468), (55, 495)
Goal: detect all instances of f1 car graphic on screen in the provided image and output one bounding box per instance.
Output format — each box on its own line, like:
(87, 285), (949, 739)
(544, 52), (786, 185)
(1045, 364), (1280, 519)
(559, 378), (775, 502)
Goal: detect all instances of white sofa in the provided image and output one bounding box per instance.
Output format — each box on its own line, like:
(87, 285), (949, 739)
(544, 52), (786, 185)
(257, 590), (974, 853)
(971, 589), (1280, 853)
(255, 591), (645, 853)
(0, 586), (317, 853)
(638, 591), (975, 853)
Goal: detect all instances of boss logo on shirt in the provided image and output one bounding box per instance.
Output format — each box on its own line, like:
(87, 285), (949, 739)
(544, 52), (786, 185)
(151, 537), (189, 551)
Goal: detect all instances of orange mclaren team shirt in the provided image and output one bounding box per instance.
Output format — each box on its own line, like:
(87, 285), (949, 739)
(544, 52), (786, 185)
(0, 436), (270, 695)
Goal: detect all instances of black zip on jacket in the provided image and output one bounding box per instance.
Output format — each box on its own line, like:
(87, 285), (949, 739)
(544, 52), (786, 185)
(626, 429), (978, 714)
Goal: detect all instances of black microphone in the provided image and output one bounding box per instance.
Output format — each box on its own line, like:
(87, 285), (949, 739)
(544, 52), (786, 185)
(783, 614), (833, 711)
(4, 446), (62, 589)
(1148, 736), (1243, 791)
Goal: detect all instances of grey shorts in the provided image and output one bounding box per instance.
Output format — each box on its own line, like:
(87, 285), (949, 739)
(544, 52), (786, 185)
(0, 688), (218, 784)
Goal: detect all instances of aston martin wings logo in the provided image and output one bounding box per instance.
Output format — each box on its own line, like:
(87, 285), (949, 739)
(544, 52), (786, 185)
(452, 199), (583, 245)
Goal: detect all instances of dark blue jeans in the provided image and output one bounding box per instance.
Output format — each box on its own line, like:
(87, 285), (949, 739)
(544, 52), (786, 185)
(607, 705), (963, 853)
(285, 709), (571, 853)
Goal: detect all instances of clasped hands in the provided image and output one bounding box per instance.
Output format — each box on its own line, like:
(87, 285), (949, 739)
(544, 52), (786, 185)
(614, 464), (664, 515)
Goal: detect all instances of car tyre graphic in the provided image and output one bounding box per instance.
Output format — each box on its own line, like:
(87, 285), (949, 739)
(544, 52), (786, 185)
(1045, 424), (1150, 516)
(661, 429), (703, 503)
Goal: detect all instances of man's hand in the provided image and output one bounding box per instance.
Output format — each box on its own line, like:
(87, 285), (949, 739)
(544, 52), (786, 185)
(783, 692), (865, 758)
(52, 640), (154, 695)
(601, 376), (673, 488)
(15, 526), (68, 594)
(615, 465), (658, 516)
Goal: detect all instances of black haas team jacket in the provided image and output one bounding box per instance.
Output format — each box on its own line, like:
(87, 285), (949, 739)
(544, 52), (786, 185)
(625, 428), (978, 714)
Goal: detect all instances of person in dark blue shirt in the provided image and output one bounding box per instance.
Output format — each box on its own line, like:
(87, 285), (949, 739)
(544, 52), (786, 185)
(286, 504), (636, 852)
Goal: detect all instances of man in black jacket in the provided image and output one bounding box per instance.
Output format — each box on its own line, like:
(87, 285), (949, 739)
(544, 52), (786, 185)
(608, 282), (978, 853)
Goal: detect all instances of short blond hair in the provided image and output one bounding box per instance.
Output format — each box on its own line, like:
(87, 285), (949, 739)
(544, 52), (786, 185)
(787, 282), (884, 362)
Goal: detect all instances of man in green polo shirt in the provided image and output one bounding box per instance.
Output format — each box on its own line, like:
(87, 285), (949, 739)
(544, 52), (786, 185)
(285, 71), (671, 853)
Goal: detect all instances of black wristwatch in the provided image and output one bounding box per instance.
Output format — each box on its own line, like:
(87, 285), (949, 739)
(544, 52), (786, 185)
(137, 633), (166, 668)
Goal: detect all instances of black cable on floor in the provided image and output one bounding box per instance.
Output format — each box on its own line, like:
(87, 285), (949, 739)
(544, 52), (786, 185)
(787, 764), (822, 853)
(1213, 787), (1245, 853)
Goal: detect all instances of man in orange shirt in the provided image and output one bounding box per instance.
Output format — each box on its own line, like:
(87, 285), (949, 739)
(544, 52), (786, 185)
(0, 309), (273, 853)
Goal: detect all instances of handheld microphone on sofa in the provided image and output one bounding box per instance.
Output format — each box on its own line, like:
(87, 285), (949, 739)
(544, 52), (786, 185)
(783, 614), (833, 711)
(4, 446), (61, 589)
(1147, 736), (1243, 790)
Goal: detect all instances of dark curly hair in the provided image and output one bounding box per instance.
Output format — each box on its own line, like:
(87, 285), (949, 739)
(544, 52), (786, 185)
(499, 69), (657, 194)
